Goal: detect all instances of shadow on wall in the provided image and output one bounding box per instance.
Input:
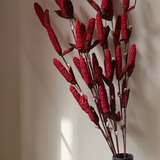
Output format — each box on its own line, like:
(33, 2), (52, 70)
(0, 0), (21, 160)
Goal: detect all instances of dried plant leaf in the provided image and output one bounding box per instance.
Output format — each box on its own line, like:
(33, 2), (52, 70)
(62, 47), (74, 56)
(87, 0), (102, 14)
(101, 74), (109, 86)
(44, 9), (50, 27)
(69, 43), (77, 49)
(126, 0), (137, 14)
(69, 64), (77, 85)
(101, 26), (110, 47)
(87, 40), (99, 52)
(54, 10), (69, 19)
(63, 0), (74, 19)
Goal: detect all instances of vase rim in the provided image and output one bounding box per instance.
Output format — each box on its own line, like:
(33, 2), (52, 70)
(112, 153), (133, 160)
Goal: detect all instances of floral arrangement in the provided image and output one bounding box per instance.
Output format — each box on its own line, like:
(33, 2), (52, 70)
(34, 0), (137, 158)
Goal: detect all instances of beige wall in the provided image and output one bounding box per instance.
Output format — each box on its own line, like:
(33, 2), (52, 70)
(0, 0), (160, 160)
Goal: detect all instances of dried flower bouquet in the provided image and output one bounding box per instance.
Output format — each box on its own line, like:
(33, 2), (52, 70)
(34, 0), (137, 158)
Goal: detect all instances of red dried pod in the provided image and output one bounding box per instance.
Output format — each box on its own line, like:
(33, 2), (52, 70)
(123, 0), (130, 12)
(121, 12), (128, 44)
(101, 0), (110, 15)
(115, 45), (122, 78)
(34, 2), (45, 27)
(73, 57), (81, 73)
(86, 18), (95, 47)
(96, 12), (104, 45)
(75, 20), (85, 51)
(105, 49), (113, 80)
(98, 76), (104, 87)
(55, 0), (66, 13)
(109, 83), (116, 111)
(86, 106), (99, 125)
(89, 106), (99, 125)
(53, 58), (75, 84)
(122, 79), (127, 108)
(92, 53), (99, 75)
(46, 24), (62, 55)
(80, 56), (92, 88)
(99, 85), (109, 114)
(114, 15), (121, 45)
(69, 85), (80, 104)
(80, 23), (86, 34)
(128, 44), (136, 76)
(79, 95), (90, 111)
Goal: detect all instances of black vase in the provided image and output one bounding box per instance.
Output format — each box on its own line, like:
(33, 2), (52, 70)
(112, 153), (133, 160)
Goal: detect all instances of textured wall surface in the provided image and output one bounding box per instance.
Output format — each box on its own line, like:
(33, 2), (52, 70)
(0, 0), (160, 160)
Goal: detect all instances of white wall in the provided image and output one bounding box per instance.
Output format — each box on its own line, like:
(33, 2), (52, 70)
(0, 0), (160, 160)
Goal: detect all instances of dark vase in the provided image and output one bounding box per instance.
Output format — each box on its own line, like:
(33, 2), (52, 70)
(112, 153), (133, 160)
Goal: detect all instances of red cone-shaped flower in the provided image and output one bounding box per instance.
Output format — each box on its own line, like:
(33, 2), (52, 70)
(114, 15), (121, 45)
(73, 57), (81, 73)
(69, 85), (80, 104)
(99, 85), (109, 114)
(121, 12), (128, 44)
(55, 0), (66, 13)
(92, 53), (99, 75)
(53, 58), (74, 84)
(105, 49), (113, 80)
(128, 44), (136, 76)
(86, 18), (95, 47)
(123, 0), (130, 11)
(96, 12), (103, 45)
(75, 20), (85, 51)
(115, 45), (122, 78)
(80, 56), (92, 88)
(46, 24), (62, 55)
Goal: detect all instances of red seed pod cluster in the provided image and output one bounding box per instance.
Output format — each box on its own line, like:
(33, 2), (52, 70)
(114, 15), (121, 46)
(73, 57), (81, 73)
(46, 24), (62, 55)
(121, 12), (128, 44)
(53, 58), (75, 84)
(101, 0), (110, 14)
(88, 106), (99, 125)
(122, 79), (127, 108)
(99, 85), (109, 114)
(55, 0), (66, 13)
(79, 95), (90, 111)
(128, 44), (136, 76)
(115, 45), (122, 78)
(34, 2), (45, 27)
(105, 49), (113, 80)
(98, 76), (104, 87)
(80, 56), (92, 88)
(96, 12), (104, 45)
(92, 53), (99, 75)
(123, 0), (130, 11)
(75, 20), (85, 51)
(80, 96), (99, 125)
(69, 85), (80, 104)
(86, 18), (95, 47)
